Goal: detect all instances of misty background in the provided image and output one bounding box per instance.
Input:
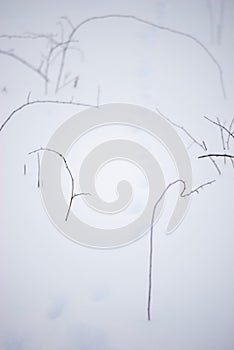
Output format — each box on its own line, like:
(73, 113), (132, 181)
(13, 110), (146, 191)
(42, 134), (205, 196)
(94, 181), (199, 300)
(0, 1), (234, 349)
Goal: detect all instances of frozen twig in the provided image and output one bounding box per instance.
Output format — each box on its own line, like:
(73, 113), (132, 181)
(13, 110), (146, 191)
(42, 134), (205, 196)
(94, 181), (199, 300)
(147, 178), (215, 321)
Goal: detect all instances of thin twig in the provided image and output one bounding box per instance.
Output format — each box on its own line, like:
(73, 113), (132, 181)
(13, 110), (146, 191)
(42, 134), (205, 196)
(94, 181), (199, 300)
(198, 153), (234, 159)
(155, 108), (222, 174)
(0, 49), (49, 82)
(55, 14), (226, 97)
(29, 147), (74, 220)
(208, 156), (222, 175)
(206, 0), (215, 44)
(147, 178), (215, 321)
(217, 117), (226, 164)
(155, 107), (207, 151)
(226, 117), (234, 150)
(0, 33), (57, 42)
(23, 164), (27, 175)
(37, 152), (41, 188)
(61, 16), (75, 30)
(28, 147), (91, 220)
(0, 95), (97, 133)
(217, 0), (226, 45)
(66, 192), (91, 221)
(204, 116), (234, 140)
(57, 75), (79, 92)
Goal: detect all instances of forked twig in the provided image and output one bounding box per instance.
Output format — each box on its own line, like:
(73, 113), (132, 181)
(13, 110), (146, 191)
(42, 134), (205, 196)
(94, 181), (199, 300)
(0, 49), (49, 82)
(28, 147), (91, 220)
(147, 178), (215, 321)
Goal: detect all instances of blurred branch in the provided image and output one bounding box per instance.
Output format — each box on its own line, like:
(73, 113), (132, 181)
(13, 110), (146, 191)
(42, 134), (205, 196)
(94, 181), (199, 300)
(55, 14), (226, 97)
(0, 48), (49, 82)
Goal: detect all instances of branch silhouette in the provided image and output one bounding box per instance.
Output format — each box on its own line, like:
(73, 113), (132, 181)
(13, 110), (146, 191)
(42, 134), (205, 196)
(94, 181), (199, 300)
(55, 14), (226, 97)
(147, 178), (216, 321)
(0, 94), (98, 133)
(204, 116), (234, 140)
(28, 147), (91, 221)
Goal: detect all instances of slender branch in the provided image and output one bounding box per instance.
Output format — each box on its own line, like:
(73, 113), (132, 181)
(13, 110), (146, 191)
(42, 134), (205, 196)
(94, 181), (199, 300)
(155, 108), (222, 174)
(0, 95), (97, 133)
(206, 0), (215, 44)
(0, 33), (57, 42)
(61, 16), (75, 30)
(204, 116), (234, 140)
(37, 153), (41, 188)
(65, 192), (91, 221)
(217, 118), (226, 150)
(227, 117), (234, 149)
(29, 147), (74, 220)
(208, 156), (222, 175)
(217, 0), (226, 45)
(28, 147), (91, 220)
(198, 153), (234, 159)
(155, 107), (207, 151)
(57, 75), (79, 92)
(217, 117), (226, 164)
(147, 178), (215, 321)
(0, 49), (49, 82)
(55, 14), (226, 97)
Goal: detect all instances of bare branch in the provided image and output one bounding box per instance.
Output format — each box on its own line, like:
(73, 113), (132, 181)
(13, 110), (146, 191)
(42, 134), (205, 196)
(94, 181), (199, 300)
(204, 116), (234, 140)
(155, 107), (207, 151)
(0, 49), (49, 82)
(37, 153), (41, 188)
(29, 147), (74, 220)
(28, 147), (91, 221)
(0, 33), (57, 42)
(55, 14), (226, 97)
(0, 96), (98, 133)
(61, 16), (75, 30)
(147, 178), (215, 321)
(57, 75), (79, 92)
(227, 117), (234, 150)
(217, 117), (226, 164)
(66, 192), (91, 221)
(217, 0), (226, 45)
(198, 153), (234, 159)
(208, 156), (222, 175)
